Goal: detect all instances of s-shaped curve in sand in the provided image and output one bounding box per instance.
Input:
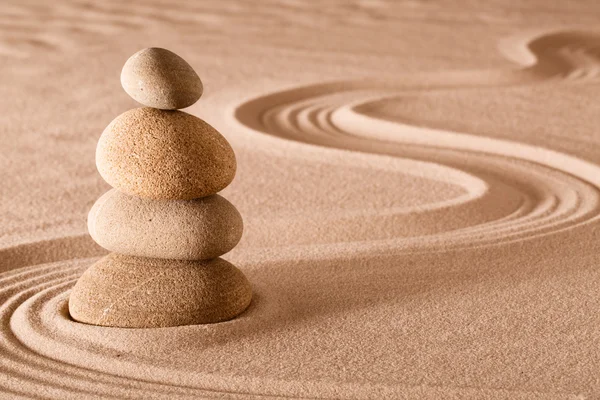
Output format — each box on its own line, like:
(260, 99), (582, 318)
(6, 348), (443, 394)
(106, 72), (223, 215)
(4, 30), (600, 400)
(234, 30), (600, 255)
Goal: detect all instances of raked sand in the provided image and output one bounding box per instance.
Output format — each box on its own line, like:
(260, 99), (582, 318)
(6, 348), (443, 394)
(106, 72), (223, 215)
(2, 1), (600, 398)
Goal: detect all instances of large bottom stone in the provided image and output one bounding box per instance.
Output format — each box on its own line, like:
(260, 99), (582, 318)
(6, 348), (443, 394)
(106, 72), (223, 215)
(69, 253), (252, 328)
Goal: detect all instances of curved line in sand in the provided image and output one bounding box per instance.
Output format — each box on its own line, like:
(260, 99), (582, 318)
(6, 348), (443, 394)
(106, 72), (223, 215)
(233, 29), (600, 253)
(2, 258), (574, 399)
(0, 235), (105, 273)
(0, 263), (259, 399)
(3, 30), (600, 399)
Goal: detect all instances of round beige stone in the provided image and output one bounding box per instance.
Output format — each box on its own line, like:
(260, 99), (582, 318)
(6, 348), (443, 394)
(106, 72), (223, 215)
(96, 107), (236, 200)
(88, 190), (243, 260)
(69, 254), (253, 328)
(121, 47), (203, 109)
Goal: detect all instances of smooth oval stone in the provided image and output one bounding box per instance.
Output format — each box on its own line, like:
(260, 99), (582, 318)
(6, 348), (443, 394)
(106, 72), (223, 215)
(69, 254), (253, 328)
(88, 190), (243, 260)
(121, 47), (203, 109)
(96, 107), (236, 200)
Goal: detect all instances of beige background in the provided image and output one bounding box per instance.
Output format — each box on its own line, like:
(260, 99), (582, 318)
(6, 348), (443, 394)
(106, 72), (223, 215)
(2, 1), (600, 399)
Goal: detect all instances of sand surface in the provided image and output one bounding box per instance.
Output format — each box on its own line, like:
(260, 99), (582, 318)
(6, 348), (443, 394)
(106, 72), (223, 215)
(2, 1), (600, 398)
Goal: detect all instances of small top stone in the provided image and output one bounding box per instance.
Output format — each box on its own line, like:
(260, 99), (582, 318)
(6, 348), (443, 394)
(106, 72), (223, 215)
(121, 47), (203, 110)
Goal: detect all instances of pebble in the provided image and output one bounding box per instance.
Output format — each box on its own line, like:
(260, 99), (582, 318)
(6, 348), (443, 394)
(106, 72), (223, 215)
(88, 190), (243, 260)
(68, 254), (253, 328)
(121, 47), (203, 109)
(96, 107), (236, 200)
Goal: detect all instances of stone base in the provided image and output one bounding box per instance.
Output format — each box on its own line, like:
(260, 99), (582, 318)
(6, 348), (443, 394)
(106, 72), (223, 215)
(68, 253), (252, 328)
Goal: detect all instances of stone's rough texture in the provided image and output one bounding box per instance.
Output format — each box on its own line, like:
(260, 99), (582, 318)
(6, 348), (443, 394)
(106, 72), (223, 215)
(69, 254), (253, 328)
(121, 47), (203, 110)
(96, 107), (236, 200)
(88, 190), (243, 260)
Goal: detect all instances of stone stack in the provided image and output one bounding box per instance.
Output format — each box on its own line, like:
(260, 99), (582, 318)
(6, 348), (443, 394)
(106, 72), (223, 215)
(69, 48), (252, 328)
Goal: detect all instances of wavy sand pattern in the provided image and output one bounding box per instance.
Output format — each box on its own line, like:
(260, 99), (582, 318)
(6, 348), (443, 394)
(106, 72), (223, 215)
(3, 8), (600, 398)
(236, 31), (600, 252)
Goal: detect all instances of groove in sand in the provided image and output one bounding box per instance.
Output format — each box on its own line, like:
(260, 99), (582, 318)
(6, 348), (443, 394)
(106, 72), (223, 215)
(4, 30), (600, 399)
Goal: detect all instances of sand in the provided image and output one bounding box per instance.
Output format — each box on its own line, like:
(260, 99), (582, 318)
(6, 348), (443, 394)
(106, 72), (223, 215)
(2, 1), (600, 398)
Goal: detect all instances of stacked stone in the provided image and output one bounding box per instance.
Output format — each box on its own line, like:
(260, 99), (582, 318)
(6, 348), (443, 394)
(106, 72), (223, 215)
(69, 48), (252, 328)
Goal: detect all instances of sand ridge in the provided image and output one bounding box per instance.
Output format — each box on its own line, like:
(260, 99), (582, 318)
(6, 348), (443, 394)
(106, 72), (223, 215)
(234, 31), (600, 251)
(3, 1), (600, 398)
